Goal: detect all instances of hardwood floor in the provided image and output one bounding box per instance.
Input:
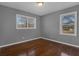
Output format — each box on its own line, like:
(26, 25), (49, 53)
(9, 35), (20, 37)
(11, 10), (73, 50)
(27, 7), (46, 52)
(0, 38), (79, 56)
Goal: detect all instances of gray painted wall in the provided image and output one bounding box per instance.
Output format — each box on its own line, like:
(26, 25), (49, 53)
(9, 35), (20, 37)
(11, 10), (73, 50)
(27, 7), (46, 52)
(41, 5), (79, 46)
(0, 4), (79, 46)
(0, 5), (40, 46)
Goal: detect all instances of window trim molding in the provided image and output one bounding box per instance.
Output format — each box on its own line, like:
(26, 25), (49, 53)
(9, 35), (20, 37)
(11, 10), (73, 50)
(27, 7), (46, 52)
(16, 14), (36, 29)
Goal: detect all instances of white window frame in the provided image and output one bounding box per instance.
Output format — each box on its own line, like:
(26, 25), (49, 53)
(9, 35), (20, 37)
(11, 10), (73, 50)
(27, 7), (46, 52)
(60, 11), (77, 36)
(16, 14), (36, 29)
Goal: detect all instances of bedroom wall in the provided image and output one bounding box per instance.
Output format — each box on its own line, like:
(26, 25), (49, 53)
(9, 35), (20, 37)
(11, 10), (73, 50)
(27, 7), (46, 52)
(0, 5), (41, 46)
(41, 5), (79, 46)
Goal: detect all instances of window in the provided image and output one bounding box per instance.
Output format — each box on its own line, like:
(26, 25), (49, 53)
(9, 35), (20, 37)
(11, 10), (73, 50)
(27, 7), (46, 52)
(16, 14), (36, 29)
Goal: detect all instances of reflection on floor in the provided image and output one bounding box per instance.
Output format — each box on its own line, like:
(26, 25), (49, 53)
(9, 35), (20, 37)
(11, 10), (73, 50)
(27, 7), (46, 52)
(0, 38), (79, 56)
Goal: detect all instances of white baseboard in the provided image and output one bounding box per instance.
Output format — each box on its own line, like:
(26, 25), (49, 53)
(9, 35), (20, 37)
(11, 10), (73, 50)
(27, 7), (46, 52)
(0, 37), (42, 48)
(0, 37), (79, 48)
(41, 37), (79, 48)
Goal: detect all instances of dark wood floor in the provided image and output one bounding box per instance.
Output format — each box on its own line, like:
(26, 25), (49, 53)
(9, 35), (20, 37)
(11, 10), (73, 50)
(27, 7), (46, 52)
(0, 38), (79, 56)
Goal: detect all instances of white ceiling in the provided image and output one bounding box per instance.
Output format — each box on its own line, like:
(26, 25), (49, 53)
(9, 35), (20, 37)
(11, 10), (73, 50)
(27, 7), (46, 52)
(0, 2), (79, 16)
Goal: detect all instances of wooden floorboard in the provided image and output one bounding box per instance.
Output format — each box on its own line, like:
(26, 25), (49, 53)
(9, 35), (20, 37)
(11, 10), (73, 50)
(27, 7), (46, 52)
(0, 38), (79, 56)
